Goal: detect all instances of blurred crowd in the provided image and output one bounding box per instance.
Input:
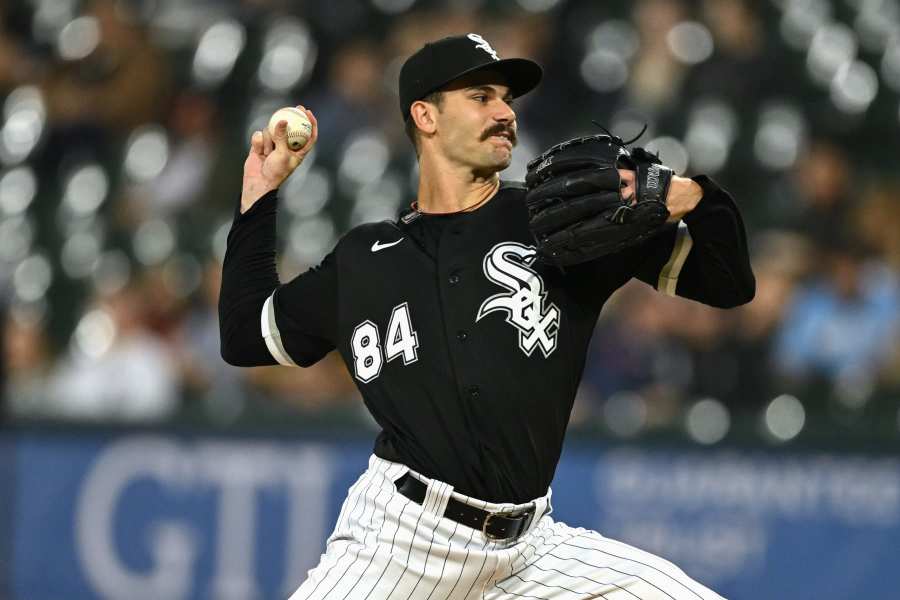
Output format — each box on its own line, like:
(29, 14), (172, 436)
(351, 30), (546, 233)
(1, 0), (899, 444)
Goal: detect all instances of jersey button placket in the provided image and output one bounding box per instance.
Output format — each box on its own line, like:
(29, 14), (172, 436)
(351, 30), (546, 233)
(440, 225), (480, 407)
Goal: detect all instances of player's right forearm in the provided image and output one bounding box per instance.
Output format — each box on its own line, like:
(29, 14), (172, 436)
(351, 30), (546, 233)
(218, 190), (282, 367)
(240, 181), (277, 214)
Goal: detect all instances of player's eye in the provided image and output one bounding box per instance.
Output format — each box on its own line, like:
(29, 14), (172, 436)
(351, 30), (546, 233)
(472, 95), (488, 103)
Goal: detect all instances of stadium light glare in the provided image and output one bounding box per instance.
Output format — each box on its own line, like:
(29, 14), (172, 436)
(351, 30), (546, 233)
(0, 166), (38, 216)
(63, 164), (109, 216)
(667, 21), (714, 65)
(586, 20), (640, 61)
(350, 176), (404, 228)
(0, 216), (34, 264)
(780, 0), (832, 50)
(338, 131), (391, 189)
(881, 39), (900, 92)
(288, 215), (337, 267)
(13, 252), (53, 303)
(133, 218), (175, 267)
(764, 394), (806, 442)
(283, 167), (331, 219)
(57, 16), (100, 61)
(686, 398), (731, 445)
(72, 308), (116, 359)
(603, 392), (648, 438)
(754, 103), (806, 170)
(807, 22), (858, 86)
(830, 60), (879, 114)
(192, 20), (247, 88)
(579, 49), (629, 93)
(61, 231), (102, 279)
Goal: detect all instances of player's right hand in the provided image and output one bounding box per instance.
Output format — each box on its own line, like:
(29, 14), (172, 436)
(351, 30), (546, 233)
(240, 105), (318, 214)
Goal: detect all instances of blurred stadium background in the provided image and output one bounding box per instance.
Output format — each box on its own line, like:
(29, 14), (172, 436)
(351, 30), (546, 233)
(1, 0), (899, 598)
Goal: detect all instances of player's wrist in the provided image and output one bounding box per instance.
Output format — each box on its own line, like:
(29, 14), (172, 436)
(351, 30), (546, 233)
(240, 181), (279, 213)
(665, 176), (702, 222)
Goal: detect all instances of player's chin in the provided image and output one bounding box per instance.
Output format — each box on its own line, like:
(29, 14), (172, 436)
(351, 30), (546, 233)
(474, 157), (511, 177)
(486, 146), (513, 168)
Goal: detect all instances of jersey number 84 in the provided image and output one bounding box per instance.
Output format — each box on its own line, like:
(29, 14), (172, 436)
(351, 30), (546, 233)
(351, 302), (420, 383)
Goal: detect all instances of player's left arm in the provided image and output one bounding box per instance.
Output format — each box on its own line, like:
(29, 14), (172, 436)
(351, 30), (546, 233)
(628, 175), (756, 308)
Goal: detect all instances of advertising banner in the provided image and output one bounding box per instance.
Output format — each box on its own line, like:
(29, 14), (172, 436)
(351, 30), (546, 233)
(4, 432), (900, 599)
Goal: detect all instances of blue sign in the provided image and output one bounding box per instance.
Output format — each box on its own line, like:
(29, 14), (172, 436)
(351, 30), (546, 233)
(553, 445), (900, 599)
(4, 432), (900, 599)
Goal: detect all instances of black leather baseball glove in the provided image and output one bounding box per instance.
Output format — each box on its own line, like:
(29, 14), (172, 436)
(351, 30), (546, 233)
(524, 131), (673, 267)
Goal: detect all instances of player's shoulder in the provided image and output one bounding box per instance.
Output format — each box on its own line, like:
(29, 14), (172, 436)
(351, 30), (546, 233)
(500, 179), (526, 193)
(334, 219), (404, 254)
(498, 179), (527, 205)
(499, 179), (526, 196)
(335, 180), (526, 251)
(497, 179), (527, 212)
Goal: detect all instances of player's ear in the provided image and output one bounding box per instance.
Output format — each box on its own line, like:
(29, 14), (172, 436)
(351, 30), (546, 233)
(410, 100), (437, 136)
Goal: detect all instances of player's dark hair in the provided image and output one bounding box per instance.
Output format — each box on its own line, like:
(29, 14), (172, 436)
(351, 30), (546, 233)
(404, 91), (444, 155)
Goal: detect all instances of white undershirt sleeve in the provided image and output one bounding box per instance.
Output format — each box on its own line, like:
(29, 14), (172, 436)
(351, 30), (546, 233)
(260, 292), (299, 367)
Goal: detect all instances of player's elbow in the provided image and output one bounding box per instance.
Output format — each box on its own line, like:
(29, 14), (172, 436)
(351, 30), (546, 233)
(218, 309), (270, 366)
(220, 341), (250, 367)
(714, 273), (756, 308)
(733, 270), (756, 306)
(219, 333), (265, 367)
(219, 321), (242, 366)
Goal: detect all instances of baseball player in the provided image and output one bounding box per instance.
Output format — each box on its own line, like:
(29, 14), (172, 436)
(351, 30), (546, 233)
(219, 34), (754, 599)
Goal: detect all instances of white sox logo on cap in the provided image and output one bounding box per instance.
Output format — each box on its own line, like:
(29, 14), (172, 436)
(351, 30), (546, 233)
(467, 33), (500, 61)
(398, 34), (541, 120)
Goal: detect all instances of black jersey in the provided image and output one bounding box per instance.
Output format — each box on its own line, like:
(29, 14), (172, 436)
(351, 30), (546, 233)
(219, 177), (754, 503)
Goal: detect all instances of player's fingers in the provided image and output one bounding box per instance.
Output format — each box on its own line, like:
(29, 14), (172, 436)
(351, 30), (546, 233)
(296, 108), (318, 157)
(617, 169), (635, 186)
(250, 130), (264, 155)
(306, 109), (318, 143)
(617, 169), (636, 202)
(262, 127), (275, 155)
(271, 119), (290, 152)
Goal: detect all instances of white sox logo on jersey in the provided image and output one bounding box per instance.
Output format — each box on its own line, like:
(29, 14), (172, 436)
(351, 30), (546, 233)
(476, 242), (560, 358)
(467, 33), (500, 60)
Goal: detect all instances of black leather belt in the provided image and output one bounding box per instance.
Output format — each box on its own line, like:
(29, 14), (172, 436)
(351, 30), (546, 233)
(394, 473), (535, 541)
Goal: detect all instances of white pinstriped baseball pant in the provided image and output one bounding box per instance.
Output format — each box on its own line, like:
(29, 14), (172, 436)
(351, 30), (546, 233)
(288, 455), (725, 600)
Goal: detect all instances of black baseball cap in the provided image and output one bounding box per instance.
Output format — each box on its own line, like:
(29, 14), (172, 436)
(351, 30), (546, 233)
(399, 34), (543, 121)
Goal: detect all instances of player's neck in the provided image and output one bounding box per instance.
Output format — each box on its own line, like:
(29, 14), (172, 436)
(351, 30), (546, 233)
(415, 154), (500, 214)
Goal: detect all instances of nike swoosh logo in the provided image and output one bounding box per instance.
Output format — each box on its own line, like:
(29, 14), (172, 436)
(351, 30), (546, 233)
(371, 238), (404, 252)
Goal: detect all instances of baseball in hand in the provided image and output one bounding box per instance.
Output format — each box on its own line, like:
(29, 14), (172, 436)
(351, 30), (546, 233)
(268, 107), (312, 150)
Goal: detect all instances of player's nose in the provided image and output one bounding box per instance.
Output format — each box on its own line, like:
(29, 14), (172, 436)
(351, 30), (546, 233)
(494, 99), (516, 123)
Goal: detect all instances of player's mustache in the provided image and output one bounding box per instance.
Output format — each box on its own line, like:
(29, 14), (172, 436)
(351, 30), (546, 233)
(481, 125), (517, 145)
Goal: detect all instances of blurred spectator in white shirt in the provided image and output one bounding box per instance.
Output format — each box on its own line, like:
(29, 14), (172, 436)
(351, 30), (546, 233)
(48, 283), (178, 422)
